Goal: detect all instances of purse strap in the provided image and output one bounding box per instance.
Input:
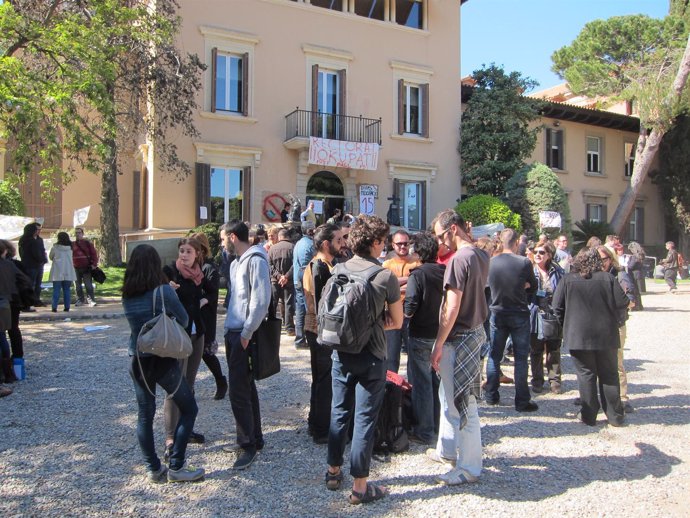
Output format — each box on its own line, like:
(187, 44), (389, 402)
(136, 285), (186, 398)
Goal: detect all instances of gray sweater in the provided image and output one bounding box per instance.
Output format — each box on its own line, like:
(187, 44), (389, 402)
(224, 245), (272, 340)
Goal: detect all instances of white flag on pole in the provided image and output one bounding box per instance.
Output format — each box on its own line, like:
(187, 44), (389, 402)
(73, 206), (91, 227)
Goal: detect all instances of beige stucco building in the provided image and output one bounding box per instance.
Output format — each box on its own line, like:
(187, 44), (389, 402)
(1, 0), (467, 237)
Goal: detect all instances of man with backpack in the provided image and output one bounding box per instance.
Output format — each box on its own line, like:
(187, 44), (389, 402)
(322, 215), (403, 505)
(429, 209), (489, 486)
(222, 220), (272, 471)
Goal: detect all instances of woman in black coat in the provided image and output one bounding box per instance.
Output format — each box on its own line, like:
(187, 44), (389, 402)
(552, 248), (630, 427)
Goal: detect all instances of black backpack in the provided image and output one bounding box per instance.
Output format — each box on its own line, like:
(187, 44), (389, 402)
(374, 372), (413, 455)
(317, 262), (383, 354)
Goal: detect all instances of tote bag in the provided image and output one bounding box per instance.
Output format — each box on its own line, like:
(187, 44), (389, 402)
(250, 297), (282, 380)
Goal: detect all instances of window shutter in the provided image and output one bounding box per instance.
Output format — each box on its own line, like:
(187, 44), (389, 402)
(195, 163), (211, 227)
(638, 208), (645, 243)
(389, 178), (401, 226)
(420, 180), (427, 229)
(556, 130), (564, 169)
(421, 83), (429, 138)
(241, 52), (249, 116)
(585, 204), (591, 221)
(602, 204), (608, 223)
(242, 166), (252, 222)
(397, 79), (405, 135)
(311, 64), (319, 136)
(338, 68), (346, 137)
(211, 47), (218, 113)
(545, 129), (552, 166)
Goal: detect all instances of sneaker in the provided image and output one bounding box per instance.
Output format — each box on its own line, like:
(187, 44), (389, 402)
(516, 401), (539, 412)
(88, 299), (97, 307)
(147, 466), (168, 484)
(75, 300), (84, 307)
(425, 448), (456, 467)
(167, 462), (205, 482)
(436, 467), (478, 486)
(232, 449), (257, 470)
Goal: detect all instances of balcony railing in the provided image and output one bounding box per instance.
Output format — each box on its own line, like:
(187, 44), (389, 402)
(285, 109), (382, 145)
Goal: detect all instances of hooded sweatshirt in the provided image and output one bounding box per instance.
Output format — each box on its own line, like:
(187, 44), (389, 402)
(224, 244), (271, 340)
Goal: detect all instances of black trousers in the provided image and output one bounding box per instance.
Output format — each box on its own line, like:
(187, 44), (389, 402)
(225, 331), (263, 451)
(306, 331), (332, 439)
(570, 348), (623, 426)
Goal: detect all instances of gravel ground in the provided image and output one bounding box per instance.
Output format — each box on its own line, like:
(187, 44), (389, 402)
(1, 283), (689, 517)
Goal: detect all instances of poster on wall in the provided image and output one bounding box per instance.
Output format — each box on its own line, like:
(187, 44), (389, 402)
(310, 199), (324, 215)
(308, 137), (379, 171)
(539, 211), (562, 229)
(359, 185), (377, 215)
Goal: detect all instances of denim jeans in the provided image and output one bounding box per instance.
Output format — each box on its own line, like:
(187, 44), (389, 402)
(164, 333), (204, 441)
(407, 336), (440, 443)
(486, 311), (532, 408)
(225, 331), (263, 452)
(327, 349), (386, 478)
(129, 356), (198, 471)
(435, 338), (482, 477)
(51, 280), (72, 311)
(384, 317), (409, 373)
(294, 287), (306, 346)
(529, 334), (561, 387)
(75, 267), (95, 302)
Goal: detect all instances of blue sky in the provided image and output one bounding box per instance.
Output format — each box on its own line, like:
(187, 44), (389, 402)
(461, 0), (670, 92)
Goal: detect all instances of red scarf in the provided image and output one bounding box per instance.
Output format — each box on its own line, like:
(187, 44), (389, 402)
(175, 259), (203, 286)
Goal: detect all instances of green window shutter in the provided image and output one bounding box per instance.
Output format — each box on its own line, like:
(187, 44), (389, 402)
(398, 79), (405, 135)
(421, 83), (429, 138)
(242, 166), (252, 222)
(211, 47), (218, 113)
(545, 129), (552, 166)
(195, 162), (211, 226)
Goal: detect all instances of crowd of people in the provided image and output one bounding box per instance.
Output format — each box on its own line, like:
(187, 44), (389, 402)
(7, 209), (677, 500)
(0, 224), (101, 397)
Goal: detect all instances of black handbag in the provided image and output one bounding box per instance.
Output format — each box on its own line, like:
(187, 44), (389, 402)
(91, 266), (106, 284)
(537, 310), (562, 341)
(249, 299), (282, 380)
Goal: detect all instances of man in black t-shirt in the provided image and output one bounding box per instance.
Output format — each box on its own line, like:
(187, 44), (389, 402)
(485, 228), (538, 412)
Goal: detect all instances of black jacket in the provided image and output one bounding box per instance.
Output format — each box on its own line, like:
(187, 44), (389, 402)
(163, 263), (204, 337)
(404, 262), (445, 339)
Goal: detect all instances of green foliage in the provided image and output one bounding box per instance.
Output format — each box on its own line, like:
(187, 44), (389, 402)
(505, 162), (571, 239)
(460, 64), (543, 197)
(653, 115), (690, 239)
(571, 219), (614, 254)
(0, 180), (24, 215)
(455, 195), (522, 233)
(188, 222), (222, 260)
(551, 14), (689, 130)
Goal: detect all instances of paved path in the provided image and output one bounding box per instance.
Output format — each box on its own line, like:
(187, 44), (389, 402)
(1, 283), (689, 517)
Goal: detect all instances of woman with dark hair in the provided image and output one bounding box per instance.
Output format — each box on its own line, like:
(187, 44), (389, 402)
(553, 248), (629, 427)
(404, 231), (444, 445)
(48, 232), (76, 312)
(122, 244), (204, 482)
(18, 223), (45, 307)
(303, 223), (343, 443)
(189, 232), (227, 400)
(0, 240), (32, 364)
(162, 237), (207, 452)
(529, 240), (565, 394)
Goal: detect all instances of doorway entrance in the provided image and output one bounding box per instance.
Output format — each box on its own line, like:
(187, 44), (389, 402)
(306, 171), (346, 225)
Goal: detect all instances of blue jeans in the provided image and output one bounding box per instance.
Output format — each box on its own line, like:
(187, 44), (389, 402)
(51, 280), (72, 311)
(486, 311), (531, 408)
(407, 336), (440, 442)
(384, 317), (409, 373)
(129, 356), (198, 471)
(294, 287), (306, 346)
(327, 349), (386, 478)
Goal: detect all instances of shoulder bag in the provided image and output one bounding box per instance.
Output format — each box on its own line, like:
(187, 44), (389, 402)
(136, 286), (193, 396)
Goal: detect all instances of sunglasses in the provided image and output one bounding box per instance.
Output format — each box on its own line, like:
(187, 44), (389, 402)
(435, 227), (452, 242)
(534, 250), (547, 255)
(393, 241), (409, 247)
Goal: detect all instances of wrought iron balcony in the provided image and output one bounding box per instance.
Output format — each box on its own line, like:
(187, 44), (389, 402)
(284, 109), (382, 149)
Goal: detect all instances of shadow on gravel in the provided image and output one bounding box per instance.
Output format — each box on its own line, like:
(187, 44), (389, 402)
(623, 394), (690, 426)
(621, 358), (657, 373)
(379, 443), (681, 504)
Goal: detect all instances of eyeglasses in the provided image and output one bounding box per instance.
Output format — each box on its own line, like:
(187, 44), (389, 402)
(393, 241), (409, 247)
(534, 250), (547, 256)
(435, 227), (452, 242)
(599, 255), (611, 262)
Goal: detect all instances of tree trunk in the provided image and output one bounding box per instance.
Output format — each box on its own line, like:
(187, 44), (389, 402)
(100, 140), (122, 266)
(610, 32), (690, 235)
(610, 129), (663, 233)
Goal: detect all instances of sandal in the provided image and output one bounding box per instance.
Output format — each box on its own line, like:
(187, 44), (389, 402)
(325, 468), (343, 491)
(348, 482), (388, 505)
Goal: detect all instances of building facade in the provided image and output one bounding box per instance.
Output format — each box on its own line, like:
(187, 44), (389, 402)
(1, 0), (465, 236)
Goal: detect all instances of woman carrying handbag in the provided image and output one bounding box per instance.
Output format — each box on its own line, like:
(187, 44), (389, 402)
(122, 245), (204, 483)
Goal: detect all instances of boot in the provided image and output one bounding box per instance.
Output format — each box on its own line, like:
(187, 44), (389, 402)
(1, 359), (18, 383)
(214, 376), (228, 400)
